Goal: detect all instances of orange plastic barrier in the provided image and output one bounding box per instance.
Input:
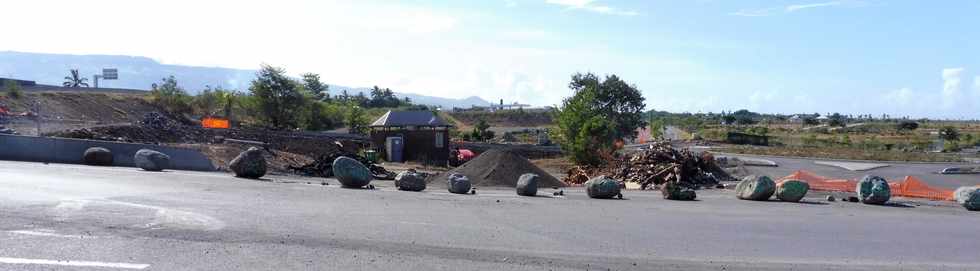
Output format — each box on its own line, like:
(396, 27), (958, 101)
(778, 170), (954, 201)
(202, 117), (230, 129)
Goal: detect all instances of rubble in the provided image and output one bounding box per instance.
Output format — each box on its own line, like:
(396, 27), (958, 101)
(563, 141), (734, 190)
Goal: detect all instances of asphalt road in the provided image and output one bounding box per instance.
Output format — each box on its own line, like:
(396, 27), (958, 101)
(2, 160), (979, 270)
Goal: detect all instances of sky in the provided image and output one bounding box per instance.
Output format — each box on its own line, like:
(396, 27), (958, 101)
(1, 0), (979, 119)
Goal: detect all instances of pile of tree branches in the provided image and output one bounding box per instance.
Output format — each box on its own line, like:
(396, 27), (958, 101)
(563, 141), (734, 189)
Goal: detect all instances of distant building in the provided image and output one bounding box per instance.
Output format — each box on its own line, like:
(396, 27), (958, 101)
(0, 78), (36, 87)
(369, 110), (453, 165)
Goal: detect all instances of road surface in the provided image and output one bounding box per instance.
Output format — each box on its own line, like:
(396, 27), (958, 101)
(1, 160), (979, 270)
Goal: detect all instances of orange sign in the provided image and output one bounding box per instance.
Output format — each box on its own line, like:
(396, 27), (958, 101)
(202, 117), (230, 129)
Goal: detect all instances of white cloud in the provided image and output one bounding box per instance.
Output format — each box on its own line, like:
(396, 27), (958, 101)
(732, 0), (865, 17)
(545, 0), (639, 16)
(786, 1), (842, 12)
(883, 88), (914, 106)
(504, 0), (518, 8)
(942, 68), (964, 108)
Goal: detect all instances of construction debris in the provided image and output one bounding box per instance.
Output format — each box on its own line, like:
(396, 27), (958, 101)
(563, 141), (734, 190)
(289, 149), (395, 180)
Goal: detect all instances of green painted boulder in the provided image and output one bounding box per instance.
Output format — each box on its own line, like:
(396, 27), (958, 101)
(856, 175), (890, 205)
(333, 156), (373, 188)
(662, 182), (697, 201)
(776, 180), (810, 202)
(954, 186), (980, 211)
(395, 170), (426, 191)
(736, 175), (776, 201)
(585, 176), (621, 199)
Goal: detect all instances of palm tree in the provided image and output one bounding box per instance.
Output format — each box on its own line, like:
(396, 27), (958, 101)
(63, 69), (89, 88)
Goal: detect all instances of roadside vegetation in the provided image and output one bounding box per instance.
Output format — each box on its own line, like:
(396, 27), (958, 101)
(555, 72), (646, 166)
(143, 64), (429, 134)
(647, 110), (980, 162)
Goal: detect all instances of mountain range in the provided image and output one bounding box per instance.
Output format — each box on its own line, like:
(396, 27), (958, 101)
(0, 51), (490, 109)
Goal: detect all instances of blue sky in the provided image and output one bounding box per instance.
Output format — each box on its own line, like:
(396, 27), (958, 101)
(2, 0), (979, 118)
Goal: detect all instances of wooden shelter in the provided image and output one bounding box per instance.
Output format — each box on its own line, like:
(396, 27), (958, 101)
(369, 110), (452, 165)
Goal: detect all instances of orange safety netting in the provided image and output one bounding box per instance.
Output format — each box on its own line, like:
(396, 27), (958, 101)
(202, 117), (230, 129)
(778, 170), (954, 201)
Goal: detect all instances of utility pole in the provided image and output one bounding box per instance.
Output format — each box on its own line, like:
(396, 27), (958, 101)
(34, 100), (41, 136)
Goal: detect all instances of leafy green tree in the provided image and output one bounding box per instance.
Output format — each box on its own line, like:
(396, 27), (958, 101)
(566, 73), (646, 140)
(896, 121), (919, 132)
(192, 85), (221, 116)
(150, 76), (192, 114)
(344, 102), (368, 134)
(249, 65), (306, 129)
(557, 73), (645, 166)
(301, 73), (328, 101)
(62, 69), (89, 88)
(4, 80), (22, 99)
(939, 126), (960, 141)
(828, 113), (847, 127)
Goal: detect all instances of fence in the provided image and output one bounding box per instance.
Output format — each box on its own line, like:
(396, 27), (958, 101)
(778, 170), (955, 201)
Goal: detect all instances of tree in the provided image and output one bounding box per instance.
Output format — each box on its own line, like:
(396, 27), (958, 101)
(150, 76), (191, 114)
(192, 85), (220, 116)
(345, 102), (368, 134)
(470, 118), (493, 141)
(566, 73), (647, 140)
(62, 69), (89, 88)
(939, 126), (960, 141)
(301, 73), (328, 101)
(556, 73), (646, 166)
(4, 80), (22, 99)
(249, 65), (307, 129)
(896, 121), (919, 131)
(828, 113), (847, 127)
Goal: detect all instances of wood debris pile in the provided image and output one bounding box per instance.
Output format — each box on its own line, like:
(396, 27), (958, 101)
(563, 141), (734, 189)
(289, 148), (395, 180)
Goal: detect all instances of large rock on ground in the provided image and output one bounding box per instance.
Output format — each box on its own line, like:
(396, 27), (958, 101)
(736, 175), (776, 201)
(229, 147), (267, 179)
(516, 173), (539, 197)
(82, 147), (114, 166)
(585, 176), (621, 199)
(856, 175), (890, 205)
(954, 186), (980, 211)
(395, 170), (426, 191)
(662, 182), (697, 201)
(448, 173), (472, 194)
(134, 149), (171, 171)
(333, 156), (373, 188)
(776, 180), (810, 202)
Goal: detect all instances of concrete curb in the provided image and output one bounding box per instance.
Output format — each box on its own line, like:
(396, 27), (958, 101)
(0, 134), (215, 171)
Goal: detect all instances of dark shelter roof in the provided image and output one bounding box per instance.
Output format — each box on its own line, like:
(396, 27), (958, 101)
(370, 110), (451, 127)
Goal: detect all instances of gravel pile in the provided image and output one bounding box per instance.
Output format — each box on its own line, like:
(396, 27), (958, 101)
(426, 149), (565, 188)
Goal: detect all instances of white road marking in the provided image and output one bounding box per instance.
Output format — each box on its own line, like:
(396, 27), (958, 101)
(6, 230), (89, 239)
(0, 257), (149, 269)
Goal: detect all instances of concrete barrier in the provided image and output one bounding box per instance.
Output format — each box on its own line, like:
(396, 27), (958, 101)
(0, 134), (215, 171)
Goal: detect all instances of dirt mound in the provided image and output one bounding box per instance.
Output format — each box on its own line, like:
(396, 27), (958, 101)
(426, 149), (565, 188)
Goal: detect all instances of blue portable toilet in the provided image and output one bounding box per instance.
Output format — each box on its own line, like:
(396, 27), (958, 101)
(385, 136), (404, 162)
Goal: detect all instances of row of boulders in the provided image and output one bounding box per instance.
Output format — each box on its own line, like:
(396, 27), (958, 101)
(82, 146), (172, 171)
(736, 175), (812, 202)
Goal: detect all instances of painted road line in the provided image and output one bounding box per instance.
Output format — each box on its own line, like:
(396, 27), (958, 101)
(0, 257), (149, 269)
(6, 230), (90, 239)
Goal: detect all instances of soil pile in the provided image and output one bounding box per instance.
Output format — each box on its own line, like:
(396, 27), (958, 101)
(426, 149), (565, 188)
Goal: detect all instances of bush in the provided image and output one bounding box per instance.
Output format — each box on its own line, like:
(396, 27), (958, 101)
(4, 81), (22, 99)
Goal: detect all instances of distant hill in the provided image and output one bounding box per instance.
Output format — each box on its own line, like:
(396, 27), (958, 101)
(0, 51), (490, 109)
